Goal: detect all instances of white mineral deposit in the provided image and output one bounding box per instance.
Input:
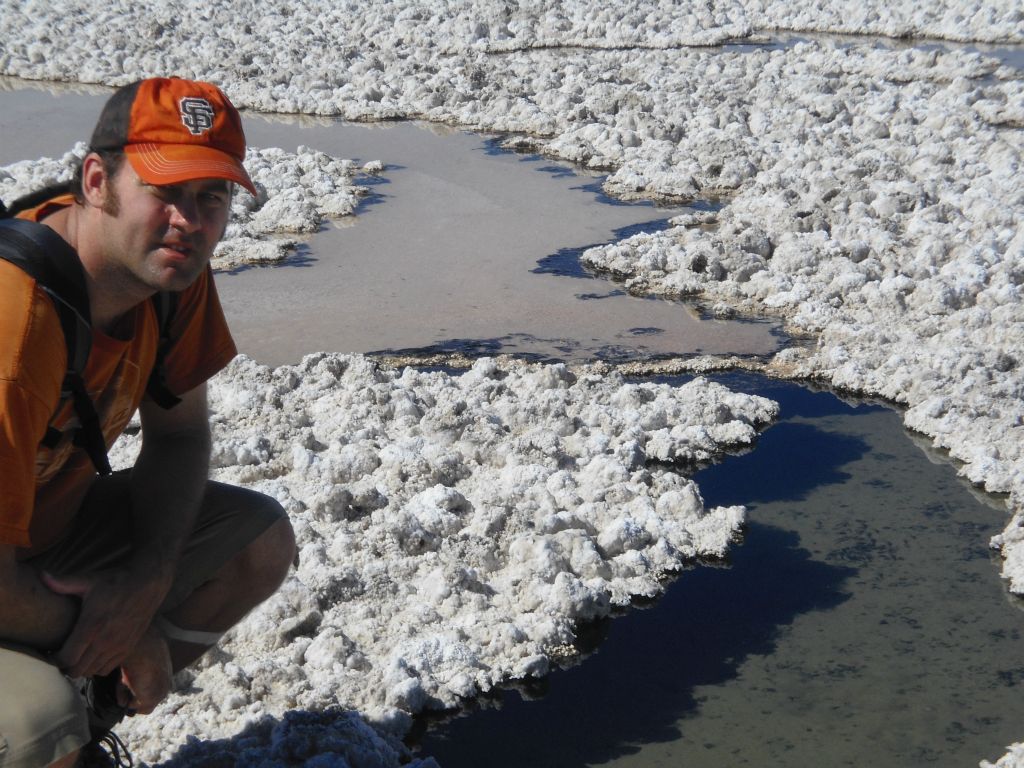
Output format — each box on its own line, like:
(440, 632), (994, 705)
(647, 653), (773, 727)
(1, 0), (1021, 765)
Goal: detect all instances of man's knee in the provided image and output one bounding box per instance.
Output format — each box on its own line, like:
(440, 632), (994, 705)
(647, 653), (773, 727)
(252, 515), (297, 592)
(0, 646), (89, 768)
(234, 498), (296, 598)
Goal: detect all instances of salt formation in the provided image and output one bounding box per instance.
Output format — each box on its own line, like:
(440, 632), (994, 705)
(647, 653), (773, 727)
(1, 0), (1023, 765)
(573, 44), (1024, 592)
(216, 146), (370, 268)
(986, 745), (1024, 768)
(156, 709), (441, 768)
(108, 355), (775, 763)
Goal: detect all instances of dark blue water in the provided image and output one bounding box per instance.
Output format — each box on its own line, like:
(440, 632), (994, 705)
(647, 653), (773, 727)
(410, 374), (1024, 767)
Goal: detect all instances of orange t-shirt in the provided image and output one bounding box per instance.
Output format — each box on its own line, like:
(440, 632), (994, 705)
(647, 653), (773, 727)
(0, 197), (238, 552)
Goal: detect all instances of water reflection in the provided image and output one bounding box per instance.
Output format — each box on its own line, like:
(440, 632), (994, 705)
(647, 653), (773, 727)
(412, 376), (1024, 768)
(411, 521), (854, 768)
(221, 118), (784, 366)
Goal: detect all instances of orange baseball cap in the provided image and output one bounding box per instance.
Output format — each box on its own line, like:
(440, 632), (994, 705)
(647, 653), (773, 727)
(89, 77), (257, 195)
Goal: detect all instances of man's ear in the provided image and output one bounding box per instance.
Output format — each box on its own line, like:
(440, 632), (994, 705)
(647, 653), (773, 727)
(80, 153), (110, 208)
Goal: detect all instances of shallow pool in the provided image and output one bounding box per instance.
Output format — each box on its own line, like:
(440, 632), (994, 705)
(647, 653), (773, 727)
(411, 374), (1024, 767)
(227, 118), (782, 366)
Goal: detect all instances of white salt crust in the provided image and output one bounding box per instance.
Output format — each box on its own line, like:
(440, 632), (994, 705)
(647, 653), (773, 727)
(985, 744), (1024, 768)
(2, 0), (1023, 765)
(108, 355), (774, 764)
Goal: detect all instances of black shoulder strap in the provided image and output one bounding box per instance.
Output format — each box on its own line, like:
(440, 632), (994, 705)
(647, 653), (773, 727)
(146, 291), (182, 409)
(0, 218), (113, 476)
(0, 218), (92, 333)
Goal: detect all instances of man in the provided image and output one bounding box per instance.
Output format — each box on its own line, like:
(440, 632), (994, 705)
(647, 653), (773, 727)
(0, 78), (296, 767)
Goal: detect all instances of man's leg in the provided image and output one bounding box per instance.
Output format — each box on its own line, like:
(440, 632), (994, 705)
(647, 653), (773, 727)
(0, 644), (90, 768)
(64, 477), (296, 672)
(158, 485), (295, 670)
(28, 476), (295, 741)
(37, 476), (295, 654)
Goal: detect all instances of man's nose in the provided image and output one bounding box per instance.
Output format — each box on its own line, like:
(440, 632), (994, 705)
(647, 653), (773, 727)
(169, 196), (201, 232)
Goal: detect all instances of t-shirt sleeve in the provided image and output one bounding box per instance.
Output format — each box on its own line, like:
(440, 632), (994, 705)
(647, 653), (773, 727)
(0, 270), (66, 547)
(158, 265), (238, 397)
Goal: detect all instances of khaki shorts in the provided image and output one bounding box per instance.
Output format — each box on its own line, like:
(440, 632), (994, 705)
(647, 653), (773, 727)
(0, 474), (285, 768)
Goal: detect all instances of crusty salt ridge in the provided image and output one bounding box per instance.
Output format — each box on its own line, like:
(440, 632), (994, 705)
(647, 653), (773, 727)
(107, 354), (775, 764)
(2, 0), (1023, 764)
(985, 745), (1024, 768)
(0, 0), (1020, 98)
(574, 41), (1024, 586)
(150, 708), (441, 768)
(0, 143), (369, 269)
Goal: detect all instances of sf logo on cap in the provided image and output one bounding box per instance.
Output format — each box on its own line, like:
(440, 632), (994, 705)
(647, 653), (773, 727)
(179, 97), (216, 136)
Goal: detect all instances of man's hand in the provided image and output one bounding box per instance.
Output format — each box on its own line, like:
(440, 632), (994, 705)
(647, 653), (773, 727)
(118, 624), (173, 714)
(42, 567), (170, 678)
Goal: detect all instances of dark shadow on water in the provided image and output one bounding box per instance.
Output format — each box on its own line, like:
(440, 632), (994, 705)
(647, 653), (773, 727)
(653, 373), (882, 505)
(664, 371), (889, 420)
(363, 162), (406, 173)
(575, 289), (627, 300)
(535, 163), (578, 179)
(374, 334), (702, 365)
(351, 189), (389, 215)
(695, 421), (868, 505)
(375, 337), (522, 360)
(532, 244), (597, 278)
(571, 179), (725, 213)
(627, 326), (664, 336)
(218, 242), (318, 276)
(480, 136), (529, 158)
(355, 175), (393, 187)
(532, 217), (679, 278)
(374, 336), (787, 366)
(409, 522), (854, 767)
(570, 179), (656, 208)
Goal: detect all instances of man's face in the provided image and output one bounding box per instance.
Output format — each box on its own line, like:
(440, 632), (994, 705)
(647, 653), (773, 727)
(99, 162), (232, 294)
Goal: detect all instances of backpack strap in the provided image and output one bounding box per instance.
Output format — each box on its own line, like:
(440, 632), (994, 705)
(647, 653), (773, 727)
(146, 291), (182, 409)
(0, 218), (113, 476)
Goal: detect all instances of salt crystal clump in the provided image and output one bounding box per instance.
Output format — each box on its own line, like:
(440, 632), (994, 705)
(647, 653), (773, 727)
(983, 744), (1024, 768)
(560, 42), (1024, 600)
(0, 142), (86, 200)
(110, 353), (776, 762)
(153, 707), (440, 768)
(0, 1), (1020, 104)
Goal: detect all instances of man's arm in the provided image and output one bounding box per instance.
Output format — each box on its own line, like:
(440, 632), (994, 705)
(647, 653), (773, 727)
(46, 382), (213, 677)
(129, 380), (213, 591)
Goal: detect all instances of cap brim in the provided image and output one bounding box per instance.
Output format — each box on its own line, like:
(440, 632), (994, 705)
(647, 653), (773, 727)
(125, 143), (257, 196)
